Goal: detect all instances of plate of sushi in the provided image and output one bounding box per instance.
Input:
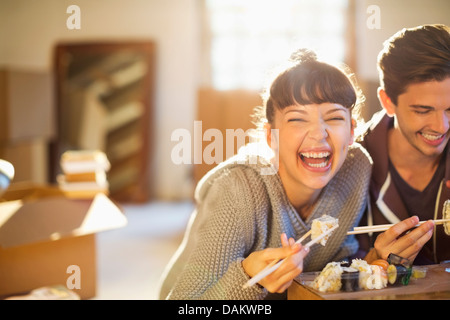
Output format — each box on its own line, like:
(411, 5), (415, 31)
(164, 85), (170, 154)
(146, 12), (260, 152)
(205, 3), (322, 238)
(302, 253), (426, 293)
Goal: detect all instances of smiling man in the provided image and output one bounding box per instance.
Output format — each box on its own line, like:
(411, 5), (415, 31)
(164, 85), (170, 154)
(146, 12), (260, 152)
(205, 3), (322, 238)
(359, 24), (450, 264)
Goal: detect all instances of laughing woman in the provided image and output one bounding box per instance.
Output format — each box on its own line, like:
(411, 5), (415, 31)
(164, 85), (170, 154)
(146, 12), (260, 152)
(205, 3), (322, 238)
(158, 49), (371, 300)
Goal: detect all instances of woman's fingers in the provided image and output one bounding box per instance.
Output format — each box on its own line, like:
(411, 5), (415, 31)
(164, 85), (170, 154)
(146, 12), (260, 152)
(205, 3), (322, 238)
(262, 243), (301, 261)
(244, 233), (311, 293)
(265, 246), (310, 293)
(280, 233), (288, 247)
(280, 233), (297, 247)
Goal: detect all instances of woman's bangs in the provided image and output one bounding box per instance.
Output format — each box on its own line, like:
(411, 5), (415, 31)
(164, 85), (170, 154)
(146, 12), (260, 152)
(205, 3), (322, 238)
(291, 69), (356, 109)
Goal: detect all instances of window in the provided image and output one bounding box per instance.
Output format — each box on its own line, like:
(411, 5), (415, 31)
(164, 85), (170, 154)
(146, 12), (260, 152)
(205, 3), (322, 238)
(204, 0), (350, 90)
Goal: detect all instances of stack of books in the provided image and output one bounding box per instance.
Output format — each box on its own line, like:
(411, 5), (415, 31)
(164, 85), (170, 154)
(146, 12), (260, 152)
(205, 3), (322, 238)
(57, 150), (111, 199)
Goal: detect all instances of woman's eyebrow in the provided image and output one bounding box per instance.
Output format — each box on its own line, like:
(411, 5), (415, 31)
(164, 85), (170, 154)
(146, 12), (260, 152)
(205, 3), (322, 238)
(284, 109), (308, 115)
(326, 107), (347, 114)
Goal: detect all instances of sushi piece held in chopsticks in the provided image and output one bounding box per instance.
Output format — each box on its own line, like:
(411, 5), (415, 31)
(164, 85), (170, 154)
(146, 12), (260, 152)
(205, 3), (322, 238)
(311, 215), (339, 246)
(443, 200), (450, 236)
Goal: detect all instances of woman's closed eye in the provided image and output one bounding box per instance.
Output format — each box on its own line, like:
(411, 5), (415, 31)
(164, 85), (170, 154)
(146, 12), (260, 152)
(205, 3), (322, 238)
(324, 106), (348, 122)
(326, 116), (346, 122)
(287, 118), (307, 123)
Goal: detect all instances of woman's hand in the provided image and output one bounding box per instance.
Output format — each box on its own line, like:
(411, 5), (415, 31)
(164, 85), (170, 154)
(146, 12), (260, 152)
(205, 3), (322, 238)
(370, 216), (434, 262)
(242, 233), (310, 293)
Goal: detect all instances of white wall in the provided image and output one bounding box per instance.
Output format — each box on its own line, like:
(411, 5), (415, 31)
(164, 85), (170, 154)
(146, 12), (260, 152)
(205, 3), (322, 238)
(0, 0), (200, 200)
(355, 0), (450, 81)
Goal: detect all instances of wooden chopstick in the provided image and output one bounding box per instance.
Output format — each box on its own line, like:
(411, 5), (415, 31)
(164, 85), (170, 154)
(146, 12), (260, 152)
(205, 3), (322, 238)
(347, 219), (450, 235)
(243, 225), (338, 289)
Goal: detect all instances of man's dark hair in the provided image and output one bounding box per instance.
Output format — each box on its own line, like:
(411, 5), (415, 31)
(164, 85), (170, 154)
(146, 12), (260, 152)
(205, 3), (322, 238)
(377, 24), (450, 105)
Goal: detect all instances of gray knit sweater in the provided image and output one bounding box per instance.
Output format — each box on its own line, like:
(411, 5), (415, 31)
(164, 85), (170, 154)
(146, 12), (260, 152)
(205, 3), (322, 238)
(159, 143), (372, 300)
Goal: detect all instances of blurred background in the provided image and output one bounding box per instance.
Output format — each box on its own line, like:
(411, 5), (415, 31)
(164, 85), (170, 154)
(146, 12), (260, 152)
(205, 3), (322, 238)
(1, 0), (449, 202)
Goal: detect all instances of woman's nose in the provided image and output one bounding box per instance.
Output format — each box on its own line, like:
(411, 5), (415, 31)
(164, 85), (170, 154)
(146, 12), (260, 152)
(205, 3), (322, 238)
(308, 121), (328, 141)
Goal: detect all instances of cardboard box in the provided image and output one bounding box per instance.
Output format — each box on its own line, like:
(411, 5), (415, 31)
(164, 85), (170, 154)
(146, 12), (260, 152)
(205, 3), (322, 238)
(0, 68), (54, 143)
(0, 138), (49, 184)
(0, 183), (127, 299)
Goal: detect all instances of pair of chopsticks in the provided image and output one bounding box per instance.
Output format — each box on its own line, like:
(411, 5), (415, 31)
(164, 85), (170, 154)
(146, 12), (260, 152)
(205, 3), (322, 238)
(346, 218), (450, 235)
(243, 224), (338, 289)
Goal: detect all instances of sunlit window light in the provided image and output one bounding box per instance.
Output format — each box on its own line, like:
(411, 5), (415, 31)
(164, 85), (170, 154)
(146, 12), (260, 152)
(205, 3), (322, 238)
(206, 0), (348, 90)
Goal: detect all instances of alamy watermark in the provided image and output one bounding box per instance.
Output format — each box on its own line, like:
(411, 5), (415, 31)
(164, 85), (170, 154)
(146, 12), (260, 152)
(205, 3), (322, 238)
(367, 5), (381, 30)
(66, 264), (81, 290)
(171, 121), (278, 175)
(66, 5), (81, 30)
(65, 4), (382, 31)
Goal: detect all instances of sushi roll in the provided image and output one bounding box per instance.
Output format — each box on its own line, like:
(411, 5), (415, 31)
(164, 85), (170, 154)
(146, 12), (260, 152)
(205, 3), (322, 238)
(444, 200), (450, 236)
(341, 267), (359, 292)
(350, 259), (372, 289)
(387, 253), (411, 268)
(387, 253), (412, 285)
(371, 259), (389, 271)
(310, 262), (343, 292)
(387, 264), (411, 285)
(350, 259), (371, 273)
(340, 260), (350, 268)
(311, 215), (339, 246)
(365, 265), (388, 290)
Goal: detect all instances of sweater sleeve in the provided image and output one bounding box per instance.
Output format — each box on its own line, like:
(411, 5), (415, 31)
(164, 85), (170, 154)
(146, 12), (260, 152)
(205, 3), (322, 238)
(166, 166), (269, 300)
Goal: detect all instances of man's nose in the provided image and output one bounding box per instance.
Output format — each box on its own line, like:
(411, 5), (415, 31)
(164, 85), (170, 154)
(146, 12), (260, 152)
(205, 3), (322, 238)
(433, 111), (450, 133)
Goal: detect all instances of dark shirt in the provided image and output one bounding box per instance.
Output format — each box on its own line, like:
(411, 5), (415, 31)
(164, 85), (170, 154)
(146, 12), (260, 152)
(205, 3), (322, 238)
(388, 156), (446, 264)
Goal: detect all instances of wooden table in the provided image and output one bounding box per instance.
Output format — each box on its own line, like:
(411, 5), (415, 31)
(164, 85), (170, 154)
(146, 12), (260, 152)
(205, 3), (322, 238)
(288, 262), (450, 300)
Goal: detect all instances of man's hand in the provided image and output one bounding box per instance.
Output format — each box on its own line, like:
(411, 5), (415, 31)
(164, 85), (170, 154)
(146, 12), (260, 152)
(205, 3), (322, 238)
(372, 216), (434, 261)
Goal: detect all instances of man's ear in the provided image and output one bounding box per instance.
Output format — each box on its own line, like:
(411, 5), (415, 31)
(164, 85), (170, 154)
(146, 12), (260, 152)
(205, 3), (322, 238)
(377, 87), (396, 117)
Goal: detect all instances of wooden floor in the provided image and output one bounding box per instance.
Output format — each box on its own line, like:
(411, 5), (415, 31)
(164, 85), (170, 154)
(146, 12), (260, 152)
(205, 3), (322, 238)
(93, 201), (193, 300)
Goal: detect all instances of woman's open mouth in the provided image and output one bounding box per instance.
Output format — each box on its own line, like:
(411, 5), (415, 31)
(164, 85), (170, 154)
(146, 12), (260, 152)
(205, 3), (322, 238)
(299, 151), (332, 171)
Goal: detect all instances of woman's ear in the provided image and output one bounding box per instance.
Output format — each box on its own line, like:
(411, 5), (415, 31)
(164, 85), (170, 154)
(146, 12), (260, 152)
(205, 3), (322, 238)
(264, 122), (279, 151)
(349, 118), (355, 145)
(377, 87), (396, 117)
(264, 122), (272, 146)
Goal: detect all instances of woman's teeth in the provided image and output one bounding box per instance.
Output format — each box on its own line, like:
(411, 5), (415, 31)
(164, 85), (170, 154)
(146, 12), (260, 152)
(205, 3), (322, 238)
(307, 162), (328, 168)
(300, 152), (331, 168)
(300, 152), (330, 158)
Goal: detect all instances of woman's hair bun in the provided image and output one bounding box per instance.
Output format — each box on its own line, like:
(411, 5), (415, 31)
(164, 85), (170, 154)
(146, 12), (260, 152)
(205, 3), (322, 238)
(289, 48), (317, 63)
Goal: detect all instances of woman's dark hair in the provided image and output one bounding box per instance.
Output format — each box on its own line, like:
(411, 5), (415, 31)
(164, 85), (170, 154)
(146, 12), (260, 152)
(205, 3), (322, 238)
(254, 48), (363, 129)
(377, 24), (450, 105)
